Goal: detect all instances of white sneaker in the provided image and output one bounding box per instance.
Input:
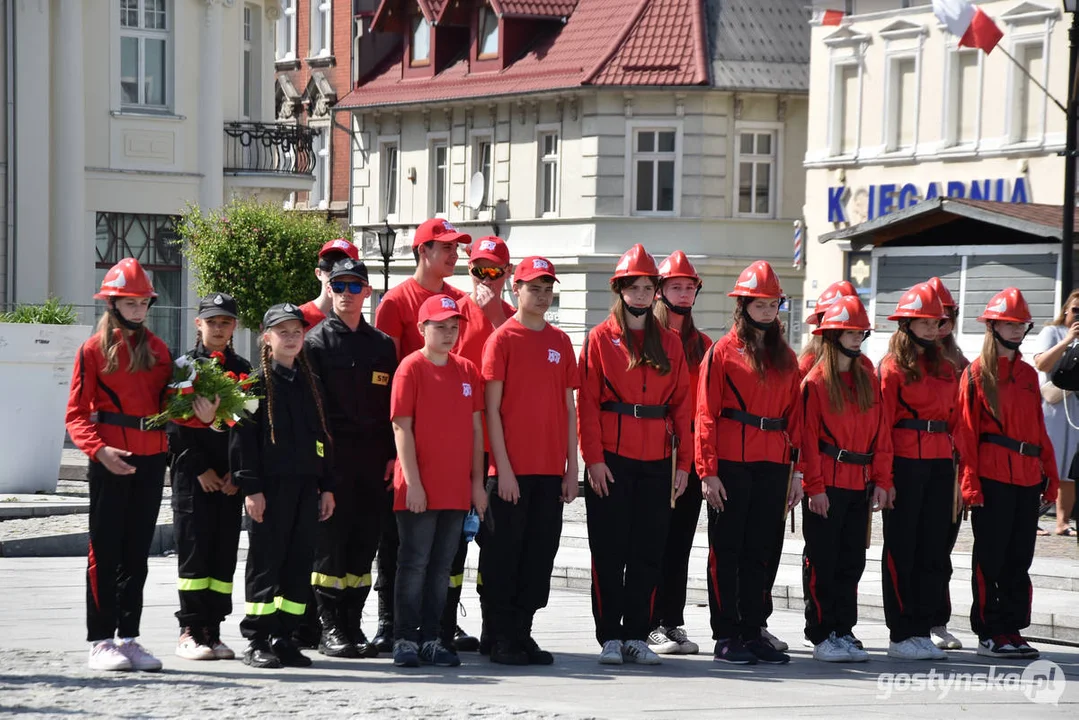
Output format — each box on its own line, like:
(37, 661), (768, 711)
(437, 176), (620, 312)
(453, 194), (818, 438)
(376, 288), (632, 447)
(760, 627), (788, 652)
(931, 626), (962, 650)
(666, 627), (699, 655)
(888, 637), (931, 660)
(916, 636), (948, 660)
(88, 640), (132, 671)
(813, 633), (852, 663)
(647, 626), (680, 655)
(176, 628), (216, 661)
(622, 639), (662, 665)
(599, 639), (624, 665)
(838, 634), (870, 662)
(118, 640), (163, 672)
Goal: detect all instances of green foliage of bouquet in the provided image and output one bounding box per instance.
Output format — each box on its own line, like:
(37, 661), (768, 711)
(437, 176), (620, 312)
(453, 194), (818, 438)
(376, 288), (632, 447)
(148, 352), (260, 430)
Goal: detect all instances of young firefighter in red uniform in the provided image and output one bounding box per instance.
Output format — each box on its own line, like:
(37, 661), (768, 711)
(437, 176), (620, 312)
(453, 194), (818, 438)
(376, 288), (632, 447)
(390, 294), (487, 669)
(446, 234), (515, 654)
(299, 239), (361, 330)
(374, 217), (472, 653)
(695, 260), (802, 665)
(800, 295), (893, 663)
(954, 288), (1059, 660)
(67, 258), (218, 672)
(647, 251), (712, 657)
(578, 244), (691, 667)
(925, 275), (968, 650)
(799, 281), (857, 378)
(230, 304), (336, 669)
(169, 292), (251, 662)
(481, 257), (578, 666)
(878, 283), (955, 662)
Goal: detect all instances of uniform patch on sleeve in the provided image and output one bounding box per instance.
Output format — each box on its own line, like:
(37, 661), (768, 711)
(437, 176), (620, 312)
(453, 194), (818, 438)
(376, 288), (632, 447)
(372, 371), (390, 386)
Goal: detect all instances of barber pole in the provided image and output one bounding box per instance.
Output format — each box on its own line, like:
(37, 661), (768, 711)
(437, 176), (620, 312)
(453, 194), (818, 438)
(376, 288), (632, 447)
(793, 220), (803, 270)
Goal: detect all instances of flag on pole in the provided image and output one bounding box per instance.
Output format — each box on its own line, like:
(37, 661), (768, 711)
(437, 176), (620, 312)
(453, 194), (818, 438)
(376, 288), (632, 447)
(811, 8), (844, 26)
(793, 220), (803, 270)
(932, 0), (1003, 54)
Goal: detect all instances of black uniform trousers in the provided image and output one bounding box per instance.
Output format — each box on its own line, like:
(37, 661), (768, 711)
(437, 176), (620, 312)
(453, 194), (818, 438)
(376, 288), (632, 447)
(479, 475), (564, 641)
(931, 476), (964, 629)
(172, 465), (243, 629)
(86, 454), (167, 642)
(881, 457), (954, 642)
(970, 478), (1041, 640)
(706, 460), (788, 641)
(240, 474), (319, 641)
(651, 466), (702, 630)
(802, 485), (868, 645)
(375, 486), (399, 629)
(586, 451), (672, 645)
(312, 441), (386, 624)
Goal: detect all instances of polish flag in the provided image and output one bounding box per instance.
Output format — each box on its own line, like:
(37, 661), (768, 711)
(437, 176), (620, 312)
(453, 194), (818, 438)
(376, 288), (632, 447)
(812, 8), (845, 26)
(932, 0), (1003, 54)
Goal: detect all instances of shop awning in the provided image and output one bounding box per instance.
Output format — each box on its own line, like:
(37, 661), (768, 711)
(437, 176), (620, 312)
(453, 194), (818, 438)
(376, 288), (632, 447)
(817, 197), (1063, 250)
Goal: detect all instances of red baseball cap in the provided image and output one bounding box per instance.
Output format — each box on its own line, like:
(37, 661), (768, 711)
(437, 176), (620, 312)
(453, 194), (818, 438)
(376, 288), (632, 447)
(469, 236), (510, 265)
(413, 218), (472, 248)
(319, 238), (359, 260)
(418, 294), (465, 323)
(514, 256), (559, 284)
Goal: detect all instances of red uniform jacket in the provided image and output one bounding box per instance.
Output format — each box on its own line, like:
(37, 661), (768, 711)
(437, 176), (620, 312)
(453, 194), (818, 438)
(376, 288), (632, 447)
(578, 316), (691, 471)
(679, 328), (713, 422)
(878, 354), (958, 461)
(954, 354), (1059, 505)
(695, 329), (801, 476)
(65, 330), (174, 461)
(800, 365), (894, 497)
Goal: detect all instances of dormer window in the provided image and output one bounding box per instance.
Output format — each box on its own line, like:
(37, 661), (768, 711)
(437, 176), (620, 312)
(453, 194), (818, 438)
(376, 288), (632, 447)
(410, 14), (431, 65)
(478, 5), (499, 59)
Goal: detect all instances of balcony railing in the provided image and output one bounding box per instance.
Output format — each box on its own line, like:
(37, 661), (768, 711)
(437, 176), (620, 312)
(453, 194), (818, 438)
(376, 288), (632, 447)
(223, 122), (319, 176)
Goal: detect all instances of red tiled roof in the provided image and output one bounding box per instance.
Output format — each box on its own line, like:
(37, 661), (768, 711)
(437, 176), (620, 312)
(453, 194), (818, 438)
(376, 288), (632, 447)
(490, 0), (578, 17)
(340, 0), (708, 110)
(949, 198), (1062, 230)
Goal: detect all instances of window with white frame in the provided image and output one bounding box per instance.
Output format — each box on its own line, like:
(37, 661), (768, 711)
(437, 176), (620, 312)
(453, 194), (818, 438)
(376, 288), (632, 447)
(735, 130), (776, 217)
(1012, 40), (1046, 143)
(943, 48), (981, 147)
(885, 55), (918, 151)
(830, 62), (860, 156)
(538, 131), (559, 216)
(310, 0), (332, 58)
(381, 143), (399, 218)
(430, 142), (449, 216)
(311, 128), (329, 210)
(478, 4), (499, 58)
(120, 0), (170, 108)
(631, 128), (678, 215)
(473, 138), (493, 210)
(411, 14), (431, 65)
(275, 0), (297, 62)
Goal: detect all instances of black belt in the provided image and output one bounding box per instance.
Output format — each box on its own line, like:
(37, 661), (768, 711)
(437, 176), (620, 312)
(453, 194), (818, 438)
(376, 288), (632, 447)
(894, 418), (948, 433)
(979, 433), (1041, 458)
(720, 408), (788, 432)
(90, 411), (152, 432)
(599, 401), (668, 419)
(819, 441), (873, 466)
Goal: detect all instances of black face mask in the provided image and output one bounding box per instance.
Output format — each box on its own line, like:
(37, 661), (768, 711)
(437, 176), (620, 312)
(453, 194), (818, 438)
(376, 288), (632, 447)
(625, 304), (651, 318)
(825, 335), (862, 359)
(660, 295), (692, 316)
(992, 329), (1022, 352)
(902, 325), (937, 350)
(745, 315), (775, 332)
(109, 305), (144, 332)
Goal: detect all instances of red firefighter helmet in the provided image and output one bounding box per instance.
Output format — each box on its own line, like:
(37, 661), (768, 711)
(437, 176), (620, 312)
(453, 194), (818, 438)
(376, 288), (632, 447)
(926, 276), (957, 309)
(888, 283), (946, 321)
(812, 295), (871, 335)
(728, 260), (783, 299)
(807, 280), (857, 325)
(657, 250), (701, 286)
(94, 258), (158, 300)
(978, 287), (1032, 324)
(610, 244), (659, 284)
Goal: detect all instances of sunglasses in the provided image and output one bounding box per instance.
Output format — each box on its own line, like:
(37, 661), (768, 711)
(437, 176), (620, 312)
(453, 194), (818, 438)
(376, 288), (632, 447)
(330, 280), (366, 294)
(470, 266), (507, 281)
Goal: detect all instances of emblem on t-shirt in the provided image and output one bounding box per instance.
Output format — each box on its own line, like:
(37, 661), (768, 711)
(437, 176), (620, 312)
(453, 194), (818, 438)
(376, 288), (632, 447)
(462, 382), (473, 397)
(612, 338), (621, 346)
(548, 349), (561, 364)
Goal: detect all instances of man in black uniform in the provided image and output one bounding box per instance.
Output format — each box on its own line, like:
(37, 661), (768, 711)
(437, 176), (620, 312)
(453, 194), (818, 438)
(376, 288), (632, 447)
(304, 258), (397, 658)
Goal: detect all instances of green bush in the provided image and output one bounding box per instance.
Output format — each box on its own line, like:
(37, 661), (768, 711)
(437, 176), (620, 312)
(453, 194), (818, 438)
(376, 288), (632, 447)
(179, 198), (344, 329)
(0, 297), (78, 324)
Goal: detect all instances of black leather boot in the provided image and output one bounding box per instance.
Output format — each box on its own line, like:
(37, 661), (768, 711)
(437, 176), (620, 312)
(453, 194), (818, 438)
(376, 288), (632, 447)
(344, 588), (379, 658)
(317, 597), (359, 659)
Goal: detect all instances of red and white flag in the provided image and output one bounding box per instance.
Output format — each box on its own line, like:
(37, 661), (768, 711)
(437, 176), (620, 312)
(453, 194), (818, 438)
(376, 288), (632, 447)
(932, 0), (1003, 54)
(811, 8), (845, 26)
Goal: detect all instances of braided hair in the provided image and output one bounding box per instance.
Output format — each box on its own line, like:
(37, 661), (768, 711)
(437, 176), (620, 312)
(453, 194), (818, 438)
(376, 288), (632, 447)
(258, 342), (331, 447)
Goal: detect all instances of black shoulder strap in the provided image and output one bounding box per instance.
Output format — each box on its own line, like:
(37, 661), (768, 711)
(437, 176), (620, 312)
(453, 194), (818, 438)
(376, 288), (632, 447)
(725, 372), (748, 411)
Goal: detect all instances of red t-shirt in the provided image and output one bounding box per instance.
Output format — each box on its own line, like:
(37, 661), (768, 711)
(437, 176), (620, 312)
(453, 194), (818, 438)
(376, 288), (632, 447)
(298, 301), (326, 333)
(482, 318), (579, 477)
(456, 295), (515, 370)
(375, 278), (466, 359)
(391, 351), (483, 511)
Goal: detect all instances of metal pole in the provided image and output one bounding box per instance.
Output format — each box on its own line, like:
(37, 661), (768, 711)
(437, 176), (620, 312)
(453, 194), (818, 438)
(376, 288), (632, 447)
(1062, 9), (1079, 295)
(383, 255), (390, 295)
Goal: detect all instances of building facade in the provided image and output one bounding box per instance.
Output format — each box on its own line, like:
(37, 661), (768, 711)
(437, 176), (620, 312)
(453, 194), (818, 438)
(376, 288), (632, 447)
(803, 0), (1070, 357)
(334, 0), (810, 347)
(2, 0), (315, 352)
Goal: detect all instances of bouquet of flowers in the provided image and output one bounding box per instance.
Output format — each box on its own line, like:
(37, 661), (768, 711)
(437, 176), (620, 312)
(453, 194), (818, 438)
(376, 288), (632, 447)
(148, 351), (261, 430)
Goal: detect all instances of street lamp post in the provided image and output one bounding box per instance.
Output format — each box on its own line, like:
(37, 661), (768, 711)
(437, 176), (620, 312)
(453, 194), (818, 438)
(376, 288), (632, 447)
(1062, 1), (1079, 295)
(376, 222), (397, 296)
